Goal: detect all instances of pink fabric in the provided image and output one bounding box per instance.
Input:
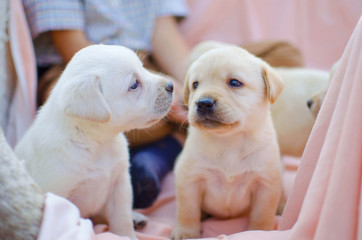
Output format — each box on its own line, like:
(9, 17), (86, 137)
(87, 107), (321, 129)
(39, 16), (362, 240)
(179, 0), (362, 70)
(38, 193), (130, 240)
(7, 0), (37, 147)
(279, 16), (362, 240)
(38, 193), (96, 240)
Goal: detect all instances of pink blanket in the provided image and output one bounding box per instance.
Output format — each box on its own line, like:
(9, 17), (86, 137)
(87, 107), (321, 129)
(38, 16), (362, 239)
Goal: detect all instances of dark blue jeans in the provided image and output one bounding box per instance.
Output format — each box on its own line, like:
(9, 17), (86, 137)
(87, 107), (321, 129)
(130, 135), (182, 209)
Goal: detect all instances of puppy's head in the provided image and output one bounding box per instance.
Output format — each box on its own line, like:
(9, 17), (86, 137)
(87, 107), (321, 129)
(184, 47), (284, 132)
(307, 88), (327, 118)
(307, 59), (340, 118)
(54, 44), (173, 131)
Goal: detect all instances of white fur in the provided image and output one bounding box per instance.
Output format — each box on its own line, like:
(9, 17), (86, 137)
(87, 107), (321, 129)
(0, 128), (43, 240)
(15, 45), (173, 240)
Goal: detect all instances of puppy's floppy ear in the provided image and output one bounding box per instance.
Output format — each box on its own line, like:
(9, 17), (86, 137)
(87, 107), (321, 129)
(262, 65), (284, 104)
(183, 72), (190, 107)
(63, 76), (111, 122)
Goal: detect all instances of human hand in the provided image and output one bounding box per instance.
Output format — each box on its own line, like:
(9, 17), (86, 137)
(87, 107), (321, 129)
(167, 80), (188, 125)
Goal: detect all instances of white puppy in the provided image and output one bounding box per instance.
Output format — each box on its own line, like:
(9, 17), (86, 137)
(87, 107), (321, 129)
(172, 46), (284, 239)
(15, 45), (173, 240)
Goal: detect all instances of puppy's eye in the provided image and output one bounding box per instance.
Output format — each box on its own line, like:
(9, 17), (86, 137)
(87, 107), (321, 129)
(192, 81), (199, 90)
(229, 79), (243, 88)
(130, 79), (140, 90)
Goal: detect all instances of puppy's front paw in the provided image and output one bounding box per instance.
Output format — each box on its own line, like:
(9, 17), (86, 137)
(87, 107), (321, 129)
(129, 233), (139, 240)
(171, 226), (201, 240)
(132, 211), (148, 229)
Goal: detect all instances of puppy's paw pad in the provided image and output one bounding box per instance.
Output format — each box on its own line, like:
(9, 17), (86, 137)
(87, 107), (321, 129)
(132, 211), (148, 229)
(171, 228), (201, 240)
(130, 234), (139, 240)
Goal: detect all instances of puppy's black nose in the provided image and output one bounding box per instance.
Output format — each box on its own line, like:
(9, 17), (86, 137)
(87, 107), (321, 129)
(165, 82), (174, 94)
(307, 99), (313, 109)
(197, 98), (216, 113)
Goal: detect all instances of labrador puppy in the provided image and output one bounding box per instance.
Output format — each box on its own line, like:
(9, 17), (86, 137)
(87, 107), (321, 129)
(172, 46), (284, 239)
(272, 67), (329, 156)
(307, 60), (340, 118)
(15, 45), (173, 240)
(186, 40), (331, 157)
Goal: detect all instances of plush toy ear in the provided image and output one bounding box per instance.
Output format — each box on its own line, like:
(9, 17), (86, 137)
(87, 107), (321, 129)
(183, 72), (190, 107)
(63, 76), (111, 123)
(262, 65), (285, 104)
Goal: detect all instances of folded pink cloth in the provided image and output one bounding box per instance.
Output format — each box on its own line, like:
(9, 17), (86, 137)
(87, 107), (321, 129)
(38, 193), (96, 240)
(7, 0), (36, 147)
(279, 16), (362, 240)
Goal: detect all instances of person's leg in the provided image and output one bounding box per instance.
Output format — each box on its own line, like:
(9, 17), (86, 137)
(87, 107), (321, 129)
(130, 134), (182, 208)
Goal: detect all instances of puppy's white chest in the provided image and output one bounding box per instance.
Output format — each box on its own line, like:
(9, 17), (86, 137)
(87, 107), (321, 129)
(67, 142), (128, 218)
(202, 169), (258, 218)
(68, 167), (114, 216)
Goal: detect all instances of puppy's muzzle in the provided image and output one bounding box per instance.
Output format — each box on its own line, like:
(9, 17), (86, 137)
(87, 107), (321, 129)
(197, 97), (216, 115)
(153, 80), (173, 118)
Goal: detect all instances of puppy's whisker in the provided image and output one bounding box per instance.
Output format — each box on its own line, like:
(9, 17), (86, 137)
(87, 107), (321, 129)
(128, 129), (140, 142)
(142, 129), (152, 137)
(179, 121), (189, 131)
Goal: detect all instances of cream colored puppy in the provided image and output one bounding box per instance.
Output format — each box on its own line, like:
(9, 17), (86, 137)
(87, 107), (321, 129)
(187, 40), (331, 157)
(172, 47), (284, 239)
(307, 60), (340, 118)
(15, 45), (173, 240)
(271, 67), (329, 156)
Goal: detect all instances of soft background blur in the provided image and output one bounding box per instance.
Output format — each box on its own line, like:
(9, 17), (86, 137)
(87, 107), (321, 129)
(180, 0), (362, 70)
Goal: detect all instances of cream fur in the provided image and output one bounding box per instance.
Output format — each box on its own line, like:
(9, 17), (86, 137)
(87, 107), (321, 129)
(172, 47), (284, 239)
(272, 67), (329, 156)
(187, 40), (330, 157)
(307, 60), (340, 118)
